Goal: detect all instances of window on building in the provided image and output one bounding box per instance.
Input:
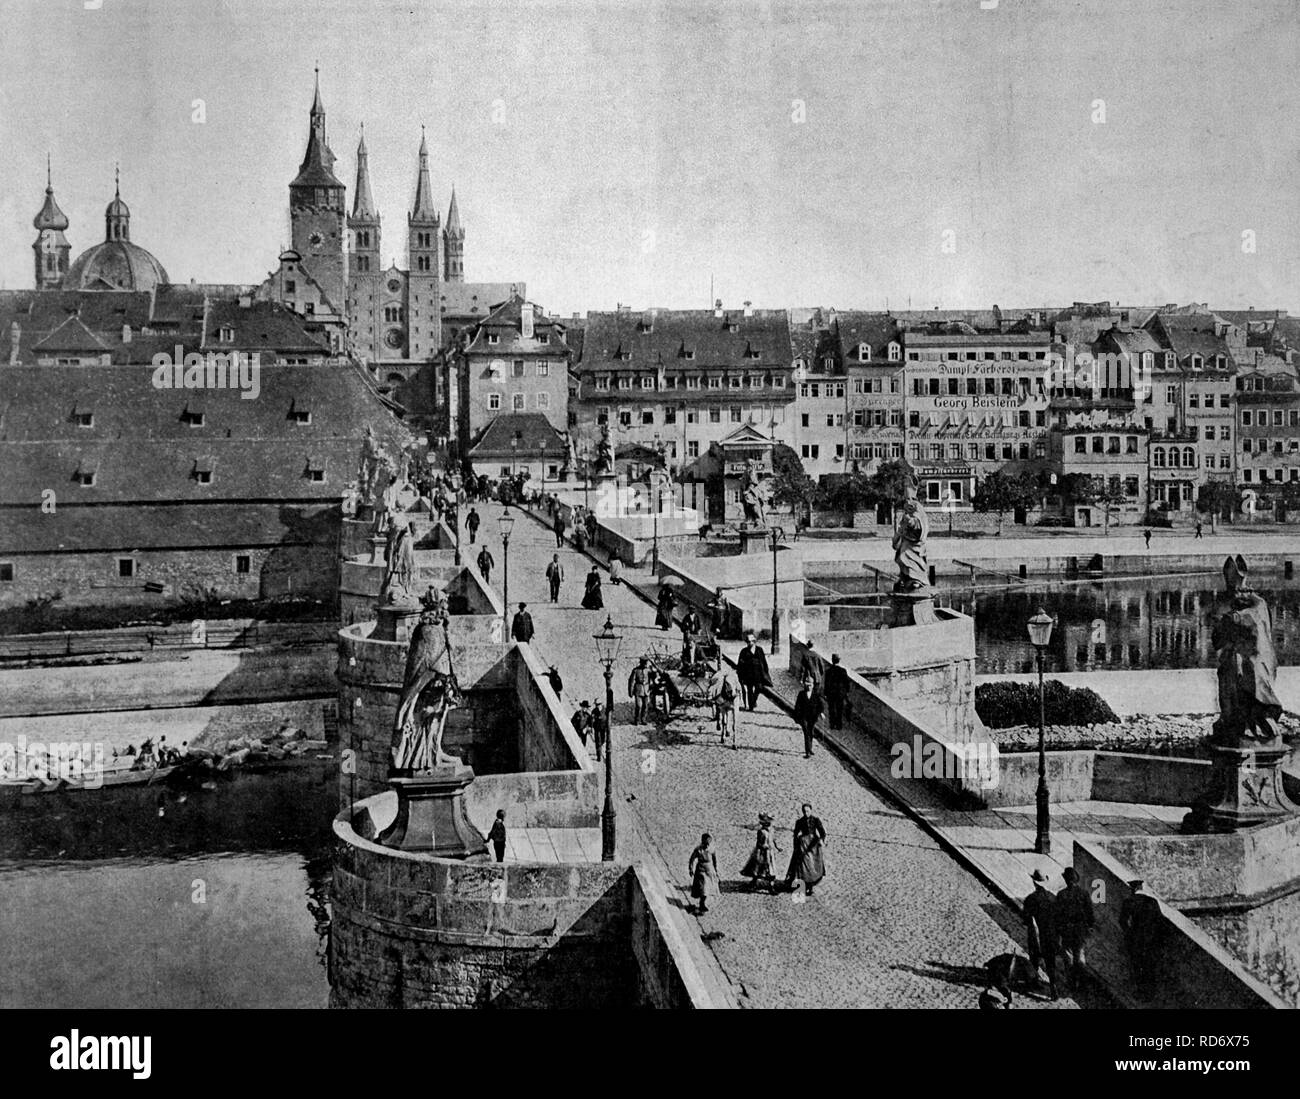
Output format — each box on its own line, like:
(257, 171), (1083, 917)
(1152, 448), (1166, 467)
(1001, 444), (1013, 460)
(76, 470), (96, 487)
(537, 362), (550, 377)
(1242, 410), (1253, 426)
(1274, 410), (1285, 427)
(75, 412), (94, 427)
(709, 408), (721, 423)
(1203, 425), (1215, 441)
(642, 376), (656, 390)
(1243, 469), (1253, 482)
(686, 410), (698, 424)
(1107, 436), (1120, 455)
(235, 554), (251, 574)
(512, 394), (526, 412)
(1091, 436), (1104, 454)
(801, 413), (810, 428)
(1184, 447), (1196, 466)
(730, 406), (742, 423)
(181, 410), (204, 427)
(1220, 455), (1231, 469)
(117, 558), (135, 578)
(537, 393), (551, 410)
(619, 409), (633, 426)
(929, 444), (942, 460)
(985, 444), (997, 461)
(1189, 392), (1200, 409)
(0, 563), (13, 582)
(908, 412), (920, 429)
(687, 441), (699, 458)
(641, 409), (653, 424)
(910, 444), (922, 461)
(1222, 426), (1230, 441)
(488, 393), (501, 411)
(664, 407), (677, 425)
(801, 444), (820, 459)
(948, 378), (960, 396)
(1124, 476), (1140, 497)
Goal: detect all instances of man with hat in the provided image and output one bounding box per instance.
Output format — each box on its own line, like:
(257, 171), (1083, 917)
(628, 656), (651, 725)
(511, 602), (535, 643)
(571, 700), (592, 750)
(1056, 866), (1095, 985)
(1119, 879), (1163, 1001)
(822, 653), (850, 730)
(736, 631), (772, 712)
(1023, 869), (1060, 1000)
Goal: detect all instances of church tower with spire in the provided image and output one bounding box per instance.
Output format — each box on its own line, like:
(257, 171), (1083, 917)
(288, 69), (347, 318)
(346, 126), (383, 361)
(33, 156), (71, 290)
(443, 187), (464, 282)
(404, 128), (442, 358)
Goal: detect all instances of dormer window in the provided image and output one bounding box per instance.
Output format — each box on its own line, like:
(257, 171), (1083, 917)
(218, 325), (234, 342)
(196, 470), (213, 484)
(75, 470), (96, 487)
(619, 351), (632, 361)
(682, 349), (695, 360)
(887, 342), (901, 362)
(858, 344), (871, 362)
(1190, 354), (1203, 370)
(290, 408), (312, 424)
(746, 347), (763, 360)
(728, 323), (739, 333)
(181, 410), (204, 427)
(487, 333), (500, 345)
(306, 465), (326, 483)
(75, 411), (94, 428)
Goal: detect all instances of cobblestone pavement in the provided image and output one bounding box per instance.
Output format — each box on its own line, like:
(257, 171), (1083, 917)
(469, 508), (1112, 1008)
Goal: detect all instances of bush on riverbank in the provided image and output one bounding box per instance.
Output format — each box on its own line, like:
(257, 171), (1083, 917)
(976, 679), (1119, 729)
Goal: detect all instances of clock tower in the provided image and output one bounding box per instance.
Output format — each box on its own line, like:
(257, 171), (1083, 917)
(288, 69), (347, 316)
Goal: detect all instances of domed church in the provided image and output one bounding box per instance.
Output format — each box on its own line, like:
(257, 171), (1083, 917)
(35, 166), (169, 293)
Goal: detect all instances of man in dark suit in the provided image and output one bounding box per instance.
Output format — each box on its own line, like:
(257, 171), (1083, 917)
(1056, 865), (1095, 985)
(736, 631), (771, 711)
(476, 545), (494, 585)
(1023, 869), (1060, 1001)
(511, 602), (535, 643)
(1119, 879), (1163, 1001)
(822, 653), (849, 729)
(793, 672), (823, 758)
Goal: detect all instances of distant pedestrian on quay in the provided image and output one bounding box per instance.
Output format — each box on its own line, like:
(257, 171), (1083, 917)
(736, 631), (771, 711)
(1056, 866), (1095, 985)
(585, 511), (598, 544)
(741, 812), (779, 892)
(466, 507), (481, 544)
(688, 833), (719, 915)
(784, 804), (826, 896)
(1024, 869), (1060, 1001)
(511, 602), (535, 643)
(581, 565), (604, 609)
(488, 810), (507, 862)
(654, 584), (677, 630)
(554, 513), (567, 547)
(823, 653), (849, 730)
(1143, 528), (1151, 550)
(546, 665), (564, 699)
(628, 656), (651, 724)
(590, 701), (608, 761)
(793, 671), (824, 758)
(476, 545), (494, 585)
(546, 554), (565, 602)
(1194, 521), (1203, 539)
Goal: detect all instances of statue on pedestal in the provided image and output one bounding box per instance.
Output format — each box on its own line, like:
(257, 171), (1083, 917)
(740, 458), (768, 528)
(358, 426), (382, 504)
(892, 474), (930, 593)
(380, 521), (417, 605)
(1211, 555), (1282, 746)
(595, 423), (615, 476)
(391, 592), (461, 773)
(340, 480), (361, 518)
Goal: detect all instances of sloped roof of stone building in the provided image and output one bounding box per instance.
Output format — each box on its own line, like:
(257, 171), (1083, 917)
(578, 308), (793, 370)
(468, 411), (566, 458)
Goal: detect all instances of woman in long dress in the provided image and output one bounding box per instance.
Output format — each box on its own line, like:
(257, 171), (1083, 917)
(655, 586), (677, 630)
(784, 803), (827, 896)
(609, 557), (623, 586)
(688, 833), (720, 914)
(581, 566), (604, 609)
(740, 813), (779, 891)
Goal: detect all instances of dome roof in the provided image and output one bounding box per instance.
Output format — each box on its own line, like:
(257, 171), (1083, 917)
(105, 193), (130, 220)
(65, 240), (169, 292)
(34, 187), (69, 231)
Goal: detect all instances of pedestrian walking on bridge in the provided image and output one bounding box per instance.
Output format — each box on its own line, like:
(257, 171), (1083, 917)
(736, 632), (771, 711)
(466, 507), (480, 544)
(1024, 869), (1060, 1001)
(688, 833), (719, 915)
(794, 672), (824, 758)
(628, 657), (650, 724)
(784, 804), (826, 897)
(476, 545), (494, 585)
(823, 654), (849, 730)
(511, 602), (535, 643)
(546, 554), (565, 602)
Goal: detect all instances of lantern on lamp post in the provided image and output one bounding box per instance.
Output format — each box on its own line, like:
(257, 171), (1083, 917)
(1026, 607), (1055, 855)
(593, 615), (623, 860)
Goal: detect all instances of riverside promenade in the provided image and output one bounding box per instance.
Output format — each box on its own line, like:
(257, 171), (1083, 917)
(454, 505), (1112, 1009)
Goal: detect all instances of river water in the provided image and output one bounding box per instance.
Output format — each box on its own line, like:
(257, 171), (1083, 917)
(0, 762), (335, 1008)
(807, 571), (1300, 676)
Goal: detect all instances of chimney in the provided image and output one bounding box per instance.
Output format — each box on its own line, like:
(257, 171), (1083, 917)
(8, 321), (19, 365)
(743, 300), (753, 317)
(122, 324), (132, 343)
(521, 303), (535, 339)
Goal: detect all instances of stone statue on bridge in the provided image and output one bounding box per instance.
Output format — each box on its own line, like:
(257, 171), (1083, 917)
(740, 459), (769, 528)
(892, 474), (930, 593)
(391, 594), (461, 773)
(1211, 555), (1282, 746)
(380, 521), (417, 605)
(595, 423), (615, 476)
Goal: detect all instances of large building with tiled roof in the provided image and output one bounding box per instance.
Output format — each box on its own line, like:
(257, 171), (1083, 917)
(0, 292), (409, 612)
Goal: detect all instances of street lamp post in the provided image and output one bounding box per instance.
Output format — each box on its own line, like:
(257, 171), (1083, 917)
(769, 526), (781, 655)
(1027, 608), (1055, 855)
(593, 615), (623, 861)
(499, 508), (515, 645)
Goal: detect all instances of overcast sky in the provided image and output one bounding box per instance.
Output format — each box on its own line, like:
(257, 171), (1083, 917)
(1, 0), (1297, 314)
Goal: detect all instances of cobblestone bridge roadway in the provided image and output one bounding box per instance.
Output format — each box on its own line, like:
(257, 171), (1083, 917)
(467, 509), (1110, 1008)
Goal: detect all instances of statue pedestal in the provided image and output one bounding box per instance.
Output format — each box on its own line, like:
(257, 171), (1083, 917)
(369, 534), (387, 565)
(738, 526), (769, 555)
(891, 585), (939, 627)
(377, 765), (489, 860)
(372, 598), (422, 642)
(1183, 741), (1300, 833)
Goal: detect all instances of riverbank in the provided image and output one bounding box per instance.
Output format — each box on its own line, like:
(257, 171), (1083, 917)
(991, 712), (1300, 755)
(976, 668), (1300, 716)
